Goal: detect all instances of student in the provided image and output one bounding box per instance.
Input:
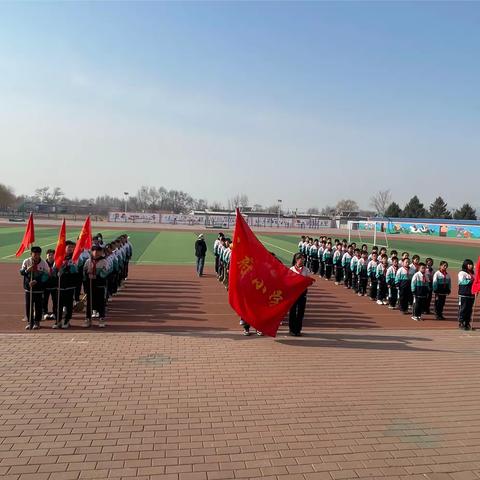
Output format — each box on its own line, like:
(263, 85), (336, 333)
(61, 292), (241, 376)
(318, 240), (326, 278)
(357, 251), (369, 296)
(376, 254), (389, 305)
(351, 248), (361, 293)
(20, 246), (49, 330)
(221, 239), (232, 289)
(367, 251), (379, 301)
(368, 246), (379, 262)
(361, 244), (368, 254)
(389, 250), (398, 266)
(410, 254), (420, 274)
(323, 242), (334, 280)
(333, 244), (344, 285)
(42, 249), (58, 321)
(396, 258), (413, 314)
(458, 259), (475, 330)
(386, 256), (399, 309)
(411, 262), (429, 321)
(213, 233), (224, 275)
(432, 261), (451, 320)
(55, 241), (78, 329)
(424, 258), (434, 314)
(83, 245), (109, 328)
(306, 238), (314, 270)
(309, 239), (320, 274)
(342, 245), (353, 289)
(298, 235), (306, 253)
(289, 253), (312, 336)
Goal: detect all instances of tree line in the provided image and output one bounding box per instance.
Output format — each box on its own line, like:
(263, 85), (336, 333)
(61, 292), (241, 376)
(0, 184), (477, 220)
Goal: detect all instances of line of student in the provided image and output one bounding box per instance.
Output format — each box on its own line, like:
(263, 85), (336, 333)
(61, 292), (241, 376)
(299, 236), (475, 330)
(20, 234), (132, 330)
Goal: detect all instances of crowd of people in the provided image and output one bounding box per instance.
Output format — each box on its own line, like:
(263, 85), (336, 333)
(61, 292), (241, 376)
(298, 235), (476, 330)
(20, 233), (132, 330)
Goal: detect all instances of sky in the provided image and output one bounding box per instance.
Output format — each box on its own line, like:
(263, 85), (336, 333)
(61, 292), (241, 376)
(1, 1), (479, 212)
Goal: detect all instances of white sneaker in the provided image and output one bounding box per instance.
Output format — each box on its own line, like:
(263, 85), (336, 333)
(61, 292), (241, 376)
(256, 331), (263, 336)
(52, 323), (59, 329)
(25, 324), (31, 330)
(84, 319), (91, 328)
(43, 314), (50, 320)
(32, 324), (39, 330)
(383, 300), (389, 305)
(98, 319), (106, 328)
(376, 300), (383, 305)
(63, 307), (67, 314)
(61, 322), (70, 329)
(49, 314), (56, 320)
(411, 316), (419, 321)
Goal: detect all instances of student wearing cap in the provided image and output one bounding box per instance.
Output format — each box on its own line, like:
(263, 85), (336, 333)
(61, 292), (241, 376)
(20, 246), (50, 330)
(83, 245), (110, 328)
(194, 234), (207, 277)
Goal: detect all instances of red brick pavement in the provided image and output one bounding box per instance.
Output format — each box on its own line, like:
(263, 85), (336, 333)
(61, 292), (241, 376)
(1, 330), (480, 480)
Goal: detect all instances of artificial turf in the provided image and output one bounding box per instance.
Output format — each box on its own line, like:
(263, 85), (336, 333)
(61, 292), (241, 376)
(0, 226), (478, 269)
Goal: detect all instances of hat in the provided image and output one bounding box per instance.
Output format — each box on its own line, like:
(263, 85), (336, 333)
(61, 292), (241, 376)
(198, 234), (204, 239)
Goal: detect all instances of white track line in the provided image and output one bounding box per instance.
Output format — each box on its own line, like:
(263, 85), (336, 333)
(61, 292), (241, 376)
(1, 241), (57, 260)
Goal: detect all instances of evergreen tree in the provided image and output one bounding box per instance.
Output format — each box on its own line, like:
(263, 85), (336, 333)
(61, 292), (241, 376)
(402, 196), (427, 218)
(384, 201), (402, 218)
(429, 196), (451, 219)
(453, 203), (477, 220)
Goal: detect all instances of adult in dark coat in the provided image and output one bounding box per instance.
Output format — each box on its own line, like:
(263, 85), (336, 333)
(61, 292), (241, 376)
(194, 234), (207, 276)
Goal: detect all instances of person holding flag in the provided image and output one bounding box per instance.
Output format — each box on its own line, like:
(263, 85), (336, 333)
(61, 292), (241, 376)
(72, 216), (92, 304)
(20, 246), (49, 330)
(55, 241), (78, 329)
(289, 253), (314, 336)
(228, 209), (313, 337)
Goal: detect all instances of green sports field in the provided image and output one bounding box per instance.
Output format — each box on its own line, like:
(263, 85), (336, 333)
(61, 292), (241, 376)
(1, 225), (479, 269)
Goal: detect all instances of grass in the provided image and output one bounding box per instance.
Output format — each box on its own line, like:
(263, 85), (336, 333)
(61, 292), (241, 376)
(1, 226), (478, 269)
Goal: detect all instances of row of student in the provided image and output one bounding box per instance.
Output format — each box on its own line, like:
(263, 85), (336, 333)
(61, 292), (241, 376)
(213, 233), (313, 337)
(298, 236), (475, 331)
(20, 234), (132, 330)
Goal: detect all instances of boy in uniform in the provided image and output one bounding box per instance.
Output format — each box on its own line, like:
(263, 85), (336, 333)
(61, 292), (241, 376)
(333, 243), (344, 285)
(376, 254), (389, 305)
(432, 261), (451, 320)
(351, 248), (361, 293)
(83, 245), (109, 328)
(367, 251), (379, 301)
(55, 240), (78, 329)
(386, 256), (399, 309)
(342, 245), (353, 289)
(20, 246), (49, 330)
(322, 242), (334, 280)
(411, 262), (429, 321)
(424, 257), (434, 314)
(43, 249), (58, 321)
(396, 258), (413, 314)
(357, 251), (369, 296)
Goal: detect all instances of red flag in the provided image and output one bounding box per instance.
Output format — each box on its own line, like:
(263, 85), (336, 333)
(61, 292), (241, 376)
(15, 213), (35, 257)
(228, 209), (313, 337)
(54, 219), (67, 269)
(72, 216), (92, 263)
(472, 256), (480, 295)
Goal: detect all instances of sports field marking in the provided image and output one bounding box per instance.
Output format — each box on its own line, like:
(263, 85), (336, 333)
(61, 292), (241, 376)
(1, 241), (57, 260)
(261, 240), (295, 255)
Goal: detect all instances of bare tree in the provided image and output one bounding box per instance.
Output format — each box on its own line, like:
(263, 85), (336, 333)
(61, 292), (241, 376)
(320, 205), (335, 215)
(0, 184), (16, 210)
(306, 207), (319, 215)
(228, 194), (249, 210)
(51, 187), (64, 204)
(370, 190), (392, 216)
(335, 199), (359, 213)
(34, 187), (51, 203)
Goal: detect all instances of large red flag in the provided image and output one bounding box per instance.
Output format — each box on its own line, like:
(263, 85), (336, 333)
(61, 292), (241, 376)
(228, 209), (314, 337)
(72, 216), (92, 263)
(15, 213), (35, 257)
(54, 219), (67, 269)
(472, 256), (480, 295)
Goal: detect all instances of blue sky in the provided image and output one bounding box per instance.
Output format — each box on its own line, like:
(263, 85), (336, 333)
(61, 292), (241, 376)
(1, 2), (479, 211)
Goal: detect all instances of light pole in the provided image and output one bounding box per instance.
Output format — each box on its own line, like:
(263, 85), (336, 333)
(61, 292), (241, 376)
(277, 199), (282, 227)
(124, 192), (129, 221)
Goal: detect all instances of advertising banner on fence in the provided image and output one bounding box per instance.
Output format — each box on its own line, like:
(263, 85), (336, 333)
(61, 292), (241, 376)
(109, 212), (161, 223)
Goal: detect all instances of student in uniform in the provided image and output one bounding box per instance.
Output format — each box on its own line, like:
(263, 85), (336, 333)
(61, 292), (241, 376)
(213, 233), (224, 275)
(318, 240), (326, 278)
(410, 255), (420, 273)
(376, 254), (389, 305)
(386, 256), (399, 309)
(396, 258), (413, 314)
(309, 239), (320, 274)
(194, 234), (207, 277)
(323, 242), (334, 280)
(20, 246), (50, 330)
(83, 245), (109, 328)
(333, 244), (344, 285)
(368, 246), (379, 262)
(289, 253), (313, 336)
(432, 261), (451, 320)
(458, 259), (475, 331)
(367, 251), (379, 301)
(424, 258), (434, 314)
(342, 245), (353, 289)
(389, 250), (398, 266)
(55, 241), (78, 329)
(411, 262), (429, 321)
(357, 251), (369, 296)
(42, 249), (58, 321)
(351, 248), (361, 293)
(298, 236), (306, 252)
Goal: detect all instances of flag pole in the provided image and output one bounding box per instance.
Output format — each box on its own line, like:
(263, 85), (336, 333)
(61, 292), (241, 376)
(472, 293), (478, 331)
(56, 272), (61, 328)
(29, 266), (33, 329)
(89, 277), (93, 326)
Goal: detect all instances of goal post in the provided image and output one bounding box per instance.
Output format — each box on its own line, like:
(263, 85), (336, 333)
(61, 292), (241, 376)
(347, 220), (389, 249)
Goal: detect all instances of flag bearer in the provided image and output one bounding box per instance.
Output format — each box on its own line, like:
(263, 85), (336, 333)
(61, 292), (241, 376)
(458, 259), (475, 331)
